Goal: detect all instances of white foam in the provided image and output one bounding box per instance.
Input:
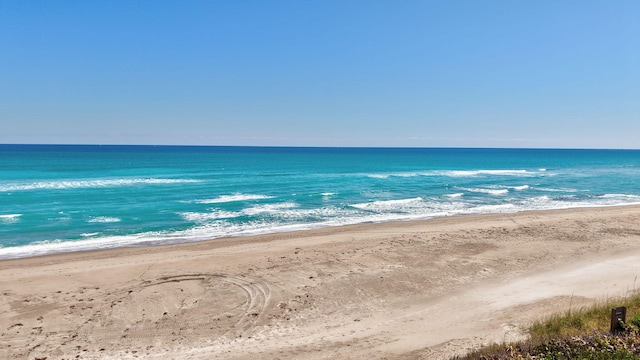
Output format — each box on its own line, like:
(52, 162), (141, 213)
(460, 187), (509, 195)
(196, 194), (274, 204)
(0, 214), (22, 223)
(511, 185), (530, 191)
(0, 178), (201, 192)
(365, 169), (539, 180)
(181, 210), (241, 222)
(351, 197), (424, 211)
(267, 205), (348, 220)
(0, 234), (161, 260)
(365, 171), (426, 179)
(586, 194), (640, 207)
(535, 187), (580, 193)
(445, 193), (464, 198)
(5, 194), (639, 260)
(366, 174), (391, 179)
(242, 202), (298, 216)
(0, 200), (546, 259)
(87, 216), (121, 223)
(600, 193), (640, 200)
(465, 203), (518, 213)
(446, 170), (531, 177)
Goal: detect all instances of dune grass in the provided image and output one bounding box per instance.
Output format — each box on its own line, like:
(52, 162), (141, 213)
(454, 291), (640, 359)
(530, 291), (640, 338)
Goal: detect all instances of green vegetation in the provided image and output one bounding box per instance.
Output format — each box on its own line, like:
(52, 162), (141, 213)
(453, 292), (640, 359)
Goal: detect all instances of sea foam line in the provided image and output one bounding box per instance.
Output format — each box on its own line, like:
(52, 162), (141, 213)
(447, 170), (531, 177)
(365, 169), (539, 179)
(3, 195), (640, 260)
(195, 194), (274, 204)
(0, 178), (201, 192)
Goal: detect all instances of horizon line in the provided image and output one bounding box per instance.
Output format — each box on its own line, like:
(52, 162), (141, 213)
(1, 143), (638, 151)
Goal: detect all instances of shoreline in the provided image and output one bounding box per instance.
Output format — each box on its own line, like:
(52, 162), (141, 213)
(2, 205), (640, 359)
(3, 203), (640, 262)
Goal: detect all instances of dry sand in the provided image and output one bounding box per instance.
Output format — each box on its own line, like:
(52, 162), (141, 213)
(2, 205), (640, 360)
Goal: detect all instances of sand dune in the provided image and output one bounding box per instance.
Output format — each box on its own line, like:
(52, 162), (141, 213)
(2, 205), (640, 359)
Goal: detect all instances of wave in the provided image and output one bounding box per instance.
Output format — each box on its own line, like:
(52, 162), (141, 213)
(534, 187), (581, 193)
(351, 197), (424, 211)
(365, 169), (540, 179)
(445, 193), (464, 198)
(599, 194), (640, 199)
(459, 187), (509, 195)
(446, 170), (531, 177)
(87, 216), (121, 223)
(594, 194), (640, 204)
(195, 194), (274, 204)
(81, 232), (100, 237)
(0, 178), (201, 192)
(365, 172), (431, 179)
(0, 234), (161, 260)
(181, 210), (242, 222)
(242, 202), (298, 216)
(3, 192), (640, 260)
(182, 202), (304, 223)
(0, 214), (22, 223)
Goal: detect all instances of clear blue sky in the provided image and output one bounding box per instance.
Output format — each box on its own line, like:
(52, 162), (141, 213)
(1, 1), (638, 148)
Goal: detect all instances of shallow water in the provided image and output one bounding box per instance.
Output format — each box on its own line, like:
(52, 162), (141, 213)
(1, 145), (639, 259)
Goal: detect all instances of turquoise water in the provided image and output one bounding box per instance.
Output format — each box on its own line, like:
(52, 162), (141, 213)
(1, 145), (639, 259)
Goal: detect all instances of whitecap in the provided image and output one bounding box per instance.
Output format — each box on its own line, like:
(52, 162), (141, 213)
(0, 178), (201, 192)
(460, 188), (509, 195)
(242, 202), (298, 216)
(0, 214), (22, 223)
(366, 174), (390, 179)
(534, 187), (580, 193)
(181, 210), (241, 223)
(196, 194), (274, 204)
(446, 170), (530, 177)
(81, 232), (100, 237)
(321, 192), (336, 200)
(87, 216), (121, 223)
(351, 197), (424, 211)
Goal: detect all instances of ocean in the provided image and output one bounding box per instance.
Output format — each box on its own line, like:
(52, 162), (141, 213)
(1, 145), (639, 259)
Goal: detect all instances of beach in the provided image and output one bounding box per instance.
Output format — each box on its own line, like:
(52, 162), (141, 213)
(2, 205), (640, 360)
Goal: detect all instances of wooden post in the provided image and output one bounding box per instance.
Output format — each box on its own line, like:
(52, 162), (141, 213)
(610, 306), (627, 333)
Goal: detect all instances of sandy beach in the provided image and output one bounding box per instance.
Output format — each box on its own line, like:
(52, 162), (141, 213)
(2, 205), (640, 360)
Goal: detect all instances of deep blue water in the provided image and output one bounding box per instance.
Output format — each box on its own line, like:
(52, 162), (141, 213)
(1, 145), (639, 259)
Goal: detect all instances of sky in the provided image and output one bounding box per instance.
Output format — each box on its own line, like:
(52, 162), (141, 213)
(1, 1), (638, 148)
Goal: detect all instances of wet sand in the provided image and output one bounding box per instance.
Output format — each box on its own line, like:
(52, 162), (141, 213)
(2, 205), (640, 359)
